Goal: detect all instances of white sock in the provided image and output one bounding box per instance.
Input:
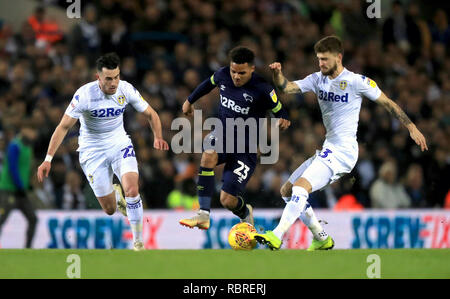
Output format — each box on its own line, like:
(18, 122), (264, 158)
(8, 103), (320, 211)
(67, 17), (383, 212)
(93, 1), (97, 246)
(301, 204), (328, 241)
(126, 195), (143, 243)
(273, 186), (309, 240)
(281, 194), (328, 241)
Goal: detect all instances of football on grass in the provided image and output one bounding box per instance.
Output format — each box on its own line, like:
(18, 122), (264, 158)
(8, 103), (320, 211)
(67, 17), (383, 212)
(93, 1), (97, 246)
(228, 222), (257, 250)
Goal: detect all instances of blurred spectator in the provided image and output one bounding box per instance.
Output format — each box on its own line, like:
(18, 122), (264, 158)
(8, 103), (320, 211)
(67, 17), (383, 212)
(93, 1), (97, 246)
(0, 122), (38, 248)
(48, 156), (67, 209)
(428, 9), (450, 45)
(27, 5), (63, 49)
(404, 164), (427, 208)
(334, 194), (364, 211)
(62, 170), (86, 210)
(370, 160), (411, 209)
(68, 4), (100, 64)
(382, 0), (422, 60)
(167, 178), (199, 210)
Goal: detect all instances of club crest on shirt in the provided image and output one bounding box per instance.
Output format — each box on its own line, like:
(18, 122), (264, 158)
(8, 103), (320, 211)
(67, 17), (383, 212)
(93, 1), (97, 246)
(339, 80), (348, 90)
(243, 93), (253, 102)
(270, 89), (278, 103)
(117, 95), (126, 105)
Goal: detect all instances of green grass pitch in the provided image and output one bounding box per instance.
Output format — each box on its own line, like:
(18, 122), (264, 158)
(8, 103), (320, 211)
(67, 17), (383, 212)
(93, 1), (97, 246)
(1, 249), (449, 279)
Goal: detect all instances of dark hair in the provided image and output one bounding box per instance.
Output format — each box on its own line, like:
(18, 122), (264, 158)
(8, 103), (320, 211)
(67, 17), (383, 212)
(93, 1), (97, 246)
(96, 52), (120, 72)
(314, 36), (344, 55)
(229, 46), (255, 65)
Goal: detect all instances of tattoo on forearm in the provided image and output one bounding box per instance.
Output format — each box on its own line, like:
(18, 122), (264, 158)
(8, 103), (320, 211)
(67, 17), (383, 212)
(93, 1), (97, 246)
(386, 102), (412, 126)
(279, 78), (288, 91)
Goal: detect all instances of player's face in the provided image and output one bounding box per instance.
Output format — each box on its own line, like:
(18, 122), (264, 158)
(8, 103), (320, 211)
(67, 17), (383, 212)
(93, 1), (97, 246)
(317, 52), (341, 76)
(230, 62), (255, 87)
(97, 67), (120, 95)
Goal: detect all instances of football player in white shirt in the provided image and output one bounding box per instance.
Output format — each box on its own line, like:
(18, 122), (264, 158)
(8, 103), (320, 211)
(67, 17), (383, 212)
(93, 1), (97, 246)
(254, 36), (428, 250)
(37, 53), (169, 251)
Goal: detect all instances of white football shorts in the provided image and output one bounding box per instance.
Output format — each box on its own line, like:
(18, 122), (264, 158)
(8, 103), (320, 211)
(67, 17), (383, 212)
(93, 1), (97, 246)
(288, 139), (358, 192)
(79, 138), (139, 197)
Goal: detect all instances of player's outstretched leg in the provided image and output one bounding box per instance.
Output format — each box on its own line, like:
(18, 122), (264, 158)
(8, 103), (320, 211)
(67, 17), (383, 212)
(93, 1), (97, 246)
(281, 192), (333, 250)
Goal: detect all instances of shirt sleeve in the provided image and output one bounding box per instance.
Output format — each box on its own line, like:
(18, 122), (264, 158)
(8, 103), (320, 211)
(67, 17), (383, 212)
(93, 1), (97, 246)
(354, 75), (382, 101)
(293, 73), (319, 94)
(262, 84), (289, 119)
(123, 81), (149, 112)
(65, 90), (85, 119)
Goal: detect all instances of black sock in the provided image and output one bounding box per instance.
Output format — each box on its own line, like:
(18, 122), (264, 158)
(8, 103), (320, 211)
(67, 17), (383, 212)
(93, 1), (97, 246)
(197, 167), (215, 212)
(231, 196), (249, 219)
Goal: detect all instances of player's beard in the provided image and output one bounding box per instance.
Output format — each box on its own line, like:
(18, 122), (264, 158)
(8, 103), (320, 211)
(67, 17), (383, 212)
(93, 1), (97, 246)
(321, 62), (338, 77)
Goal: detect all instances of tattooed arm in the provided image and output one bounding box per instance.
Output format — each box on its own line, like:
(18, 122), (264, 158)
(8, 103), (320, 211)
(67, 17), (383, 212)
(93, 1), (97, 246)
(377, 92), (428, 151)
(269, 62), (301, 94)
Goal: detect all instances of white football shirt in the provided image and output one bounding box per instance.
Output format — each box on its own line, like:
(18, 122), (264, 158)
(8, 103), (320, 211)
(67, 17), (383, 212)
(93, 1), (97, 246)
(65, 80), (149, 151)
(294, 68), (381, 143)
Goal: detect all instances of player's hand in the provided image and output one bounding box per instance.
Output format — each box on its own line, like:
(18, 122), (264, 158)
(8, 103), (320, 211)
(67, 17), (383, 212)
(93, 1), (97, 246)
(37, 161), (51, 183)
(408, 125), (428, 152)
(269, 62), (282, 74)
(277, 118), (291, 131)
(154, 138), (169, 151)
(182, 100), (194, 117)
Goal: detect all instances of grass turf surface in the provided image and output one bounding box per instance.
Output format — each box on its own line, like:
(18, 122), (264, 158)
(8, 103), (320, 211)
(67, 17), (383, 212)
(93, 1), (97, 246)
(0, 249), (449, 279)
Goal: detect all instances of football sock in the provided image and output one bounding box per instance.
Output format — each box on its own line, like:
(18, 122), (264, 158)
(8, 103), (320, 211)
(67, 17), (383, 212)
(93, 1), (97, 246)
(301, 202), (328, 241)
(273, 186), (308, 240)
(126, 195), (143, 243)
(197, 167), (215, 212)
(281, 196), (328, 241)
(231, 196), (249, 219)
(282, 196), (291, 203)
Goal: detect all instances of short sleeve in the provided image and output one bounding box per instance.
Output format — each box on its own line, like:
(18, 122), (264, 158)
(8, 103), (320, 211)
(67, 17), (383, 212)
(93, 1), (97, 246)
(293, 72), (319, 94)
(122, 81), (149, 112)
(211, 67), (226, 86)
(354, 75), (382, 101)
(65, 92), (85, 119)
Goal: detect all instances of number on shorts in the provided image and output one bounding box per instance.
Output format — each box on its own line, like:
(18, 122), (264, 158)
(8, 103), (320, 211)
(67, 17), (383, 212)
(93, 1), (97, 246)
(121, 145), (135, 158)
(319, 148), (332, 158)
(233, 160), (250, 183)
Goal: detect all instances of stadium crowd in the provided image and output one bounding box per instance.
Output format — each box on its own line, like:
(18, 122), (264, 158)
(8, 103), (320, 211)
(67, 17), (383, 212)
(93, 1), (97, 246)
(0, 0), (448, 211)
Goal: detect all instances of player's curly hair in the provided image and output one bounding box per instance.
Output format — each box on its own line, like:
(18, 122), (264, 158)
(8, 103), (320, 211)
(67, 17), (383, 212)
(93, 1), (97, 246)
(314, 36), (344, 55)
(229, 46), (255, 65)
(96, 52), (120, 71)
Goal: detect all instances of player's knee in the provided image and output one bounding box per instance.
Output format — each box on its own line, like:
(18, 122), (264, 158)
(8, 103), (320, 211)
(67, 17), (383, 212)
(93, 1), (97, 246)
(123, 185), (139, 198)
(103, 206), (116, 216)
(201, 150), (218, 168)
(280, 181), (292, 197)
